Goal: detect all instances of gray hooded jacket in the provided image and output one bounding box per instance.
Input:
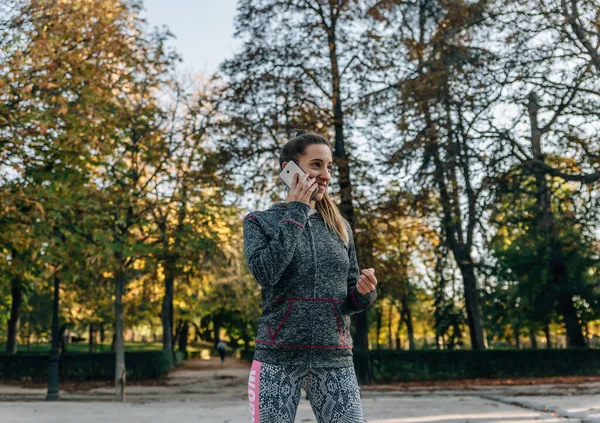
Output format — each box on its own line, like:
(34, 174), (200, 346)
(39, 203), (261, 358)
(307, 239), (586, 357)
(243, 200), (377, 368)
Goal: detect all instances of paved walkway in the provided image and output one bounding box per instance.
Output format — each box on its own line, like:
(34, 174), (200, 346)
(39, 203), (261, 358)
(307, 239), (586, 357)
(2, 358), (599, 422)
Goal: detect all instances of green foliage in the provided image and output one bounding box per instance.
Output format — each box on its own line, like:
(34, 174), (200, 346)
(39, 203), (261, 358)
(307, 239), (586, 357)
(485, 165), (600, 343)
(355, 349), (600, 382)
(0, 351), (171, 381)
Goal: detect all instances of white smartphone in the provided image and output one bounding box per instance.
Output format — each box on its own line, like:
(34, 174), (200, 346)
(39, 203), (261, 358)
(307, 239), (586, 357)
(279, 160), (306, 188)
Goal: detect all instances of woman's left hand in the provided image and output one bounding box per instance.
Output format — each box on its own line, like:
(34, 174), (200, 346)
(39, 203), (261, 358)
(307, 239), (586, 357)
(357, 268), (377, 295)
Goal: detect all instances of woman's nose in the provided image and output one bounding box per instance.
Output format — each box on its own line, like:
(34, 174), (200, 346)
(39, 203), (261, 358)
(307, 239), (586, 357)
(320, 168), (331, 181)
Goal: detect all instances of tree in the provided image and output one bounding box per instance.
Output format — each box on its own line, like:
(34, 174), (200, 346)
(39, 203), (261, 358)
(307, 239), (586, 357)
(220, 0), (376, 379)
(144, 79), (232, 366)
(483, 0), (600, 345)
(97, 29), (177, 400)
(488, 162), (600, 346)
(368, 190), (432, 350)
(1, 0), (180, 399)
(361, 0), (497, 349)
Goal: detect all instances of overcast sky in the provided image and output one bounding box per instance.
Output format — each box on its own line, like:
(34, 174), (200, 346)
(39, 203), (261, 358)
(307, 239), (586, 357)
(142, 0), (241, 75)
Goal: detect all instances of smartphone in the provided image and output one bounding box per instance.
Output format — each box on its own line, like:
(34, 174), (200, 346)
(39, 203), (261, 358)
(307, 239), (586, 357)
(279, 160), (306, 188)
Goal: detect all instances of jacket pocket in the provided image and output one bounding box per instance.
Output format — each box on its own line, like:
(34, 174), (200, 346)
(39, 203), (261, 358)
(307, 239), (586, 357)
(258, 299), (351, 348)
(258, 299), (311, 347)
(265, 300), (294, 342)
(311, 299), (352, 348)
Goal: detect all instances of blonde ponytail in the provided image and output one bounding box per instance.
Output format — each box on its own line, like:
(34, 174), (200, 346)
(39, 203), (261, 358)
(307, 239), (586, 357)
(316, 191), (350, 247)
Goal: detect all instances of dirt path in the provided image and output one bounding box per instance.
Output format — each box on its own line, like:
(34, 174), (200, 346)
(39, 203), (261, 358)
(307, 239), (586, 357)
(0, 357), (252, 402)
(159, 357), (252, 400)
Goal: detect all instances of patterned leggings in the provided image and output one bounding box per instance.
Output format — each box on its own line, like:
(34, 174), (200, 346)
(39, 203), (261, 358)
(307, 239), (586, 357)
(247, 360), (364, 423)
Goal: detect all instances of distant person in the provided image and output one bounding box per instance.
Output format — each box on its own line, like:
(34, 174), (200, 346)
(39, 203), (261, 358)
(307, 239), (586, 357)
(216, 340), (227, 363)
(243, 131), (378, 423)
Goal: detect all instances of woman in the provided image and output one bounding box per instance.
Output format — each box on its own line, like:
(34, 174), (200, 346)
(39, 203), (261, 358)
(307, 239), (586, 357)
(243, 131), (378, 423)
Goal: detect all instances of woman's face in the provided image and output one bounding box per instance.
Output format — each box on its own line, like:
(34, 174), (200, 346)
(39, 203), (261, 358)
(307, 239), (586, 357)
(284, 144), (333, 202)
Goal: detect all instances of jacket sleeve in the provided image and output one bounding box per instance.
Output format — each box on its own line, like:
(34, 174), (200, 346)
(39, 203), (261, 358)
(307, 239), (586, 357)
(345, 226), (377, 315)
(243, 201), (310, 289)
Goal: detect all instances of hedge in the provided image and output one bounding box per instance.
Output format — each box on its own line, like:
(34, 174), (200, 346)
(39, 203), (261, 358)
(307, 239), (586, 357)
(0, 351), (172, 381)
(243, 348), (600, 382)
(357, 348), (600, 382)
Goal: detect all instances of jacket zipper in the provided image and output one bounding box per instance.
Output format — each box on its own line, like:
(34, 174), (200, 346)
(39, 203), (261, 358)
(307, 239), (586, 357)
(306, 216), (317, 366)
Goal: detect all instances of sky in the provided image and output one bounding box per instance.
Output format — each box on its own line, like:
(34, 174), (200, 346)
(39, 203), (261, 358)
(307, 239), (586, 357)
(142, 0), (241, 75)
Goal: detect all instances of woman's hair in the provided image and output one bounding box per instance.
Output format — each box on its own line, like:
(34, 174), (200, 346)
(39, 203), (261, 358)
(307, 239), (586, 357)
(279, 131), (350, 247)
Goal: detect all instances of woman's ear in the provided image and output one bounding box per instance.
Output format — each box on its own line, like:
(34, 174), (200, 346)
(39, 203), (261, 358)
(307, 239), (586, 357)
(281, 161), (288, 171)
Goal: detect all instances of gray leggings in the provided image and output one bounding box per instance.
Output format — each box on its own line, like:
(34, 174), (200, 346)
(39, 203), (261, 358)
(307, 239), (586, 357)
(247, 360), (364, 423)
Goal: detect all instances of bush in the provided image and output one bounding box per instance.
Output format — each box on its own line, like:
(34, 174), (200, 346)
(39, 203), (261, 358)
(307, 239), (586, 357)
(358, 348), (600, 382)
(240, 348), (255, 362)
(0, 351), (171, 382)
(241, 348), (600, 382)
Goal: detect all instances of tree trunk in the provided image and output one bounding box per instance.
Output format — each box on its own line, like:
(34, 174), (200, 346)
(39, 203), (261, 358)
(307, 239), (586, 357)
(59, 323), (69, 354)
(173, 319), (183, 349)
(46, 273), (60, 401)
(375, 306), (382, 350)
(192, 322), (202, 343)
(178, 320), (189, 354)
(100, 323), (105, 349)
(241, 323), (250, 354)
(327, 10), (353, 228)
(528, 93), (586, 348)
(387, 303), (393, 349)
(457, 261), (486, 350)
(89, 324), (95, 353)
(425, 103), (486, 351)
(412, 0), (486, 351)
(6, 278), (22, 354)
(506, 334), (513, 348)
(543, 324), (552, 349)
(529, 327), (538, 349)
(400, 291), (416, 350)
(212, 314), (222, 347)
(161, 261), (175, 367)
(114, 266), (126, 402)
(324, 7), (370, 382)
(396, 309), (403, 350)
(433, 250), (446, 350)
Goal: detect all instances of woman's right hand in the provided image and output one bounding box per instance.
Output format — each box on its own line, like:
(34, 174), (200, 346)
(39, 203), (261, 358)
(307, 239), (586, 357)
(285, 172), (318, 205)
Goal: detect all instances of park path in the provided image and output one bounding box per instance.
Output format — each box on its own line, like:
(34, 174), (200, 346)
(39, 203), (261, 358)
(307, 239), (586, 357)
(0, 356), (253, 402)
(1, 357), (599, 422)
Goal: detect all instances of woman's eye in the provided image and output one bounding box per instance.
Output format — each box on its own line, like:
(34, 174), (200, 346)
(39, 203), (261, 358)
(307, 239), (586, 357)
(313, 163), (333, 171)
